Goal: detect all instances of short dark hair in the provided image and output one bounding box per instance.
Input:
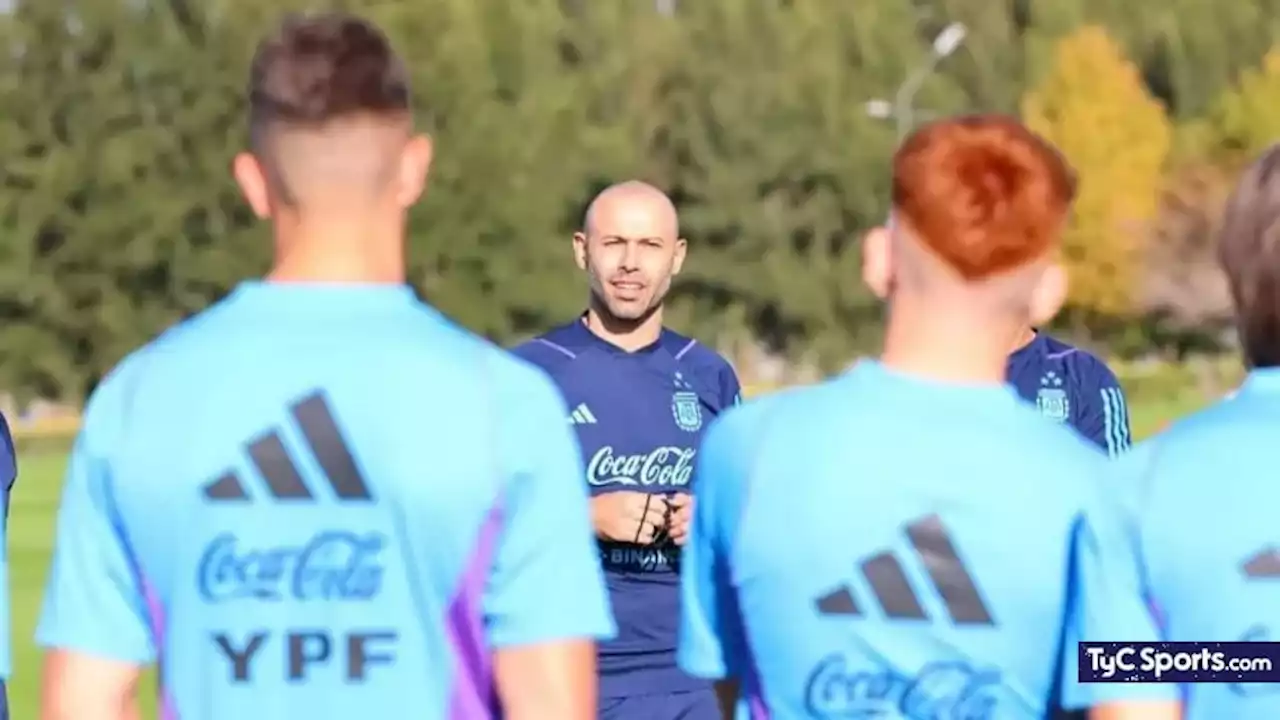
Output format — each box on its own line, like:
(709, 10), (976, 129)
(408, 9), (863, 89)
(1218, 145), (1280, 368)
(248, 12), (410, 145)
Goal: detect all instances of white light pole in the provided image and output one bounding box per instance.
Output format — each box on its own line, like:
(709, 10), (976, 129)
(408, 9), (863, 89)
(865, 22), (967, 140)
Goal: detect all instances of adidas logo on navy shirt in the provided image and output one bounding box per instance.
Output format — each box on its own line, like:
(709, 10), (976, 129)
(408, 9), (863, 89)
(568, 403), (598, 425)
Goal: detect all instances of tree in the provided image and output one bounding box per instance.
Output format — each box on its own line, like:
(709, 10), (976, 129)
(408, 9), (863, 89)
(629, 0), (940, 370)
(1211, 46), (1280, 158)
(1023, 26), (1171, 319)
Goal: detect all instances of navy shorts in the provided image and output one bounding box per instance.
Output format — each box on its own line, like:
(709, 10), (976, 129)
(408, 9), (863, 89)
(599, 688), (720, 720)
(1, 680), (8, 720)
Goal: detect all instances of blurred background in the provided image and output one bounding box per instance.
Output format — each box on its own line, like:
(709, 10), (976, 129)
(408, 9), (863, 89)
(3, 2), (1277, 713)
(2, 0), (1276, 438)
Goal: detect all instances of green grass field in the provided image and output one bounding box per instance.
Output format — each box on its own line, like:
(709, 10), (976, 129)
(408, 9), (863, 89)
(10, 452), (71, 717)
(1, 388), (1211, 717)
(9, 452), (159, 718)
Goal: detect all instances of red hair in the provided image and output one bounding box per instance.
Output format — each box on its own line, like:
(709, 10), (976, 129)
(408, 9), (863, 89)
(891, 115), (1076, 281)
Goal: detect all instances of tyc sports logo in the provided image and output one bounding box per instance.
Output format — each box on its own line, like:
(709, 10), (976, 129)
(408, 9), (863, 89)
(198, 390), (396, 686)
(806, 515), (1001, 719)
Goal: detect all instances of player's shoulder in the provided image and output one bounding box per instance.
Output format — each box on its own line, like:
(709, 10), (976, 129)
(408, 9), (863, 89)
(661, 328), (734, 375)
(486, 341), (566, 405)
(509, 321), (585, 373)
(1138, 396), (1251, 460)
(707, 378), (844, 450)
(79, 322), (190, 448)
(662, 328), (741, 406)
(1037, 333), (1122, 387)
(1112, 403), (1242, 523)
(84, 300), (238, 422)
(1010, 394), (1112, 460)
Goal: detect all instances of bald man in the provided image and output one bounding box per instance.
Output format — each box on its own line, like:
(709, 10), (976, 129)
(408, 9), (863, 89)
(677, 116), (1179, 719)
(514, 181), (741, 720)
(37, 12), (611, 720)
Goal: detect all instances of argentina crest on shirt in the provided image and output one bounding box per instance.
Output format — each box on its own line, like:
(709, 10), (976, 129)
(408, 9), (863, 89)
(1036, 370), (1069, 422)
(671, 372), (703, 432)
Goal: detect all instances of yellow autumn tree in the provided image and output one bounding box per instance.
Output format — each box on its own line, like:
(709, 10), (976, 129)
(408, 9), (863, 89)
(1213, 47), (1280, 157)
(1022, 26), (1172, 317)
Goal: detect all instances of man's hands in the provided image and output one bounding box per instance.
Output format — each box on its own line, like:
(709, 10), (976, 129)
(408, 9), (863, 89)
(591, 491), (669, 544)
(590, 491), (694, 545)
(666, 493), (693, 546)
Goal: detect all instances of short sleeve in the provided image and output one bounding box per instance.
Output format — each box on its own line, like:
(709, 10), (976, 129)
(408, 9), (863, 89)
(1058, 474), (1178, 708)
(36, 385), (155, 664)
(1073, 362), (1131, 458)
(483, 369), (615, 647)
(719, 363), (743, 408)
(678, 409), (754, 680)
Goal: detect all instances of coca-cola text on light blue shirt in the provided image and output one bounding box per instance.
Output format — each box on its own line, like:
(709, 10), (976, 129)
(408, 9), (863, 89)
(197, 530), (387, 603)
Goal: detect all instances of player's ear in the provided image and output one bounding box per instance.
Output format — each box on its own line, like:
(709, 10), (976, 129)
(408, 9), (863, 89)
(233, 152), (272, 219)
(1029, 262), (1067, 326)
(671, 237), (688, 275)
(395, 134), (433, 208)
(572, 231), (589, 271)
(861, 225), (893, 299)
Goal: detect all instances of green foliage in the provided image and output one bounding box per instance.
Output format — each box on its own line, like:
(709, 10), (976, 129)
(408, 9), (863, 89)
(1023, 26), (1172, 317)
(0, 0), (1276, 399)
(1211, 47), (1280, 157)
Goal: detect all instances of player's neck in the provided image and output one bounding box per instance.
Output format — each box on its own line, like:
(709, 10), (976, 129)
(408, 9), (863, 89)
(1010, 326), (1037, 353)
(269, 215), (405, 284)
(583, 304), (664, 352)
(880, 304), (1014, 386)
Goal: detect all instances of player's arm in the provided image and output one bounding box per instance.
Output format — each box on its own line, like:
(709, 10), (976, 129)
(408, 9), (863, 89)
(719, 362), (743, 408)
(1073, 361), (1132, 457)
(43, 655), (142, 720)
(679, 410), (755, 719)
(1062, 457), (1180, 720)
(37, 392), (153, 720)
(487, 368), (615, 720)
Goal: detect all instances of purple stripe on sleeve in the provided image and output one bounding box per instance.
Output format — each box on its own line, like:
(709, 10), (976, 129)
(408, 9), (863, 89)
(141, 577), (179, 720)
(731, 608), (770, 719)
(447, 502), (504, 720)
(742, 646), (770, 718)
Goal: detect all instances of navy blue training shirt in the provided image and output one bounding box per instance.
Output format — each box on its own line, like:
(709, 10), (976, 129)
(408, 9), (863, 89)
(0, 411), (12, 682)
(1007, 332), (1131, 456)
(513, 318), (741, 699)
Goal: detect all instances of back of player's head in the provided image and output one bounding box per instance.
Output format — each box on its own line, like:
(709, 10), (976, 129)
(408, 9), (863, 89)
(235, 12), (430, 216)
(1219, 144), (1280, 368)
(863, 115), (1076, 324)
(893, 115), (1076, 280)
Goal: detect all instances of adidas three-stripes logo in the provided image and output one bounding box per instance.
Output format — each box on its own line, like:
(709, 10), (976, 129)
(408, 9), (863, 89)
(203, 391), (373, 502)
(815, 515), (994, 625)
(568, 403), (597, 425)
